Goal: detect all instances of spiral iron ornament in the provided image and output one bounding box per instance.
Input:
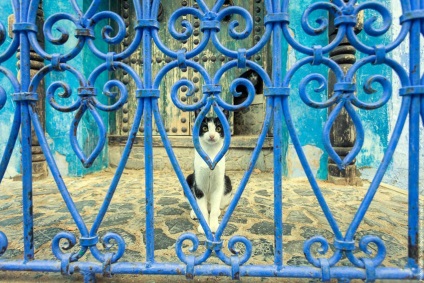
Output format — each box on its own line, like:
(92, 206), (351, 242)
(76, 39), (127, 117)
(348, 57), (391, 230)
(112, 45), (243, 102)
(0, 0), (421, 281)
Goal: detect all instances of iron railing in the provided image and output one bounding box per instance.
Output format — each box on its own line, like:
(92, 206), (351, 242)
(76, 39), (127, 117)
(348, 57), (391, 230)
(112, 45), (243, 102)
(0, 0), (423, 282)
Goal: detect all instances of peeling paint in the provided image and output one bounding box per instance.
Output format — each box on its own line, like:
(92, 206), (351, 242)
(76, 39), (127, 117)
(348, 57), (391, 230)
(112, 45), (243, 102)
(53, 152), (69, 177)
(0, 2), (19, 178)
(358, 1), (424, 192)
(1, 1), (421, 188)
(286, 1), (328, 179)
(287, 145), (323, 178)
(41, 0), (109, 176)
(357, 129), (385, 168)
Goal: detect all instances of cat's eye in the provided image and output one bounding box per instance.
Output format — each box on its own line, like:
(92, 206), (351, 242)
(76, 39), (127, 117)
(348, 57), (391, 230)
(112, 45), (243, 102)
(216, 127), (222, 132)
(202, 126), (208, 131)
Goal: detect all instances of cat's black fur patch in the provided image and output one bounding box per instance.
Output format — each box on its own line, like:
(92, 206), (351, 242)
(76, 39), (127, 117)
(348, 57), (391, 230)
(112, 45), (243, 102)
(186, 172), (232, 199)
(199, 117), (224, 138)
(187, 110), (232, 203)
(224, 175), (232, 195)
(186, 173), (204, 199)
(195, 109), (229, 139)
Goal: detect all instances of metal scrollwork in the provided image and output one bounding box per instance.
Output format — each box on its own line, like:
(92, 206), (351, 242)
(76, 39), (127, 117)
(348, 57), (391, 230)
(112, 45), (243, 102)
(0, 231), (8, 257)
(305, 236), (348, 268)
(153, 8), (208, 58)
(175, 232), (211, 265)
(346, 235), (387, 268)
(0, 22), (6, 49)
(303, 234), (387, 270)
(0, 67), (20, 109)
(0, 2), (19, 62)
(0, 0), (422, 281)
(155, 60), (211, 111)
(0, 66), (21, 181)
(0, 85), (6, 110)
(281, 0), (421, 274)
(90, 232), (126, 264)
(215, 236), (253, 266)
(51, 232), (78, 262)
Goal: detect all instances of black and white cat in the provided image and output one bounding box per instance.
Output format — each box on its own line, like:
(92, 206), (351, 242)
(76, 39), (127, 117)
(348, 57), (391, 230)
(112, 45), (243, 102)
(186, 111), (233, 233)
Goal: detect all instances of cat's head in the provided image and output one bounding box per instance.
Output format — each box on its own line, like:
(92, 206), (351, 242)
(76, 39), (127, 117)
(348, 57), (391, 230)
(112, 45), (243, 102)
(195, 109), (229, 145)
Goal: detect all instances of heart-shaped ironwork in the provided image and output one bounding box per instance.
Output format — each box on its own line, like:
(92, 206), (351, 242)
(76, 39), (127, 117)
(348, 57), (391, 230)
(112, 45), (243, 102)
(70, 102), (106, 168)
(323, 101), (364, 170)
(192, 100), (231, 170)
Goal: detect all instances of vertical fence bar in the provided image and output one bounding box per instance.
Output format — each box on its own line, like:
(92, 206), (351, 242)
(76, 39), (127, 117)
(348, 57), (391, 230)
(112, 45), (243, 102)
(142, 0), (155, 264)
(19, 0), (34, 261)
(273, 98), (283, 267)
(407, 0), (421, 269)
(272, 0), (284, 268)
(30, 1), (47, 180)
(0, 0), (423, 280)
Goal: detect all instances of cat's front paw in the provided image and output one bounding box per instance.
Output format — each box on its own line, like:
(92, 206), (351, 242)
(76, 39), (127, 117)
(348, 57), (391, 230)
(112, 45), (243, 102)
(197, 225), (205, 234)
(190, 210), (197, 220)
(209, 219), (219, 233)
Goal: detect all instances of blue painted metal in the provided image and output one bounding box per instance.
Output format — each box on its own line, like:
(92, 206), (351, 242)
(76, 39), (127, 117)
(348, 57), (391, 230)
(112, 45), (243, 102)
(0, 0), (423, 282)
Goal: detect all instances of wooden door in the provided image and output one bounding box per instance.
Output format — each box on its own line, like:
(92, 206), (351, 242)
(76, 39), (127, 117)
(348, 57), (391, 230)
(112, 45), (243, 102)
(111, 0), (270, 137)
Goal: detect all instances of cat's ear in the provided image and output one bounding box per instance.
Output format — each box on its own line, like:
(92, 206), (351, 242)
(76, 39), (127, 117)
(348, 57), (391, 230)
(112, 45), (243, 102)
(223, 109), (230, 120)
(194, 108), (201, 118)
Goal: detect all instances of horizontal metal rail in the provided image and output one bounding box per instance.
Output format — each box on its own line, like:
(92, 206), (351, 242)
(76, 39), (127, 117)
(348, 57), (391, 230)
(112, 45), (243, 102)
(0, 0), (422, 282)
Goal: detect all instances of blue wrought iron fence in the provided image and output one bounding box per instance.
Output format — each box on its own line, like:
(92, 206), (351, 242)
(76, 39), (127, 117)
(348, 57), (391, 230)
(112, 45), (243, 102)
(0, 0), (423, 282)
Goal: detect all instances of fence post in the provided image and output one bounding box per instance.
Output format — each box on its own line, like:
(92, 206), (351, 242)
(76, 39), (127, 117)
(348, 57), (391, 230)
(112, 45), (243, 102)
(31, 1), (47, 180)
(406, 0), (421, 270)
(14, 0), (47, 181)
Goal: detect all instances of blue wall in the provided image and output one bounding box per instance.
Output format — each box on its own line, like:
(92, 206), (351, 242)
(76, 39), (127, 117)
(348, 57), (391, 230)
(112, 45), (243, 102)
(285, 0), (391, 180)
(0, 2), (20, 178)
(286, 0), (330, 179)
(0, 0), (395, 179)
(0, 1), (110, 177)
(355, 0), (391, 169)
(43, 0), (110, 176)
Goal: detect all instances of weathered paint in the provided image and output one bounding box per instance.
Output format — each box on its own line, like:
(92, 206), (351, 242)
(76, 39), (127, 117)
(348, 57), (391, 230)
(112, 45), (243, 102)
(118, 0), (272, 138)
(355, 0), (391, 169)
(286, 0), (397, 182)
(353, 0), (424, 194)
(286, 1), (329, 179)
(0, 0), (422, 280)
(1, 0), (418, 186)
(363, 1), (424, 192)
(0, 2), (20, 178)
(43, 0), (109, 176)
(287, 144), (323, 178)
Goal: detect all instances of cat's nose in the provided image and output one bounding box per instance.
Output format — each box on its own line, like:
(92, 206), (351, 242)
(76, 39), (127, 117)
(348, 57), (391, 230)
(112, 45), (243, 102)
(209, 134), (215, 140)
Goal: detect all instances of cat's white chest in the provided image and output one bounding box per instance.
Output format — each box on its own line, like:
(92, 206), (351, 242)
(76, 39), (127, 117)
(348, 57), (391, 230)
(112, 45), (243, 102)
(194, 141), (225, 195)
(190, 116), (231, 233)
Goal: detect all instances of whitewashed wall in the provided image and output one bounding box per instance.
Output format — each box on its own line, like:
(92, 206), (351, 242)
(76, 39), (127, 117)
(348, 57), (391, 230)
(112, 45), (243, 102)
(359, 3), (424, 193)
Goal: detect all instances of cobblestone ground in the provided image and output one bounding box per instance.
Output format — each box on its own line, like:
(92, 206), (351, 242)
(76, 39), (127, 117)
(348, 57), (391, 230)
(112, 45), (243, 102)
(0, 168), (422, 282)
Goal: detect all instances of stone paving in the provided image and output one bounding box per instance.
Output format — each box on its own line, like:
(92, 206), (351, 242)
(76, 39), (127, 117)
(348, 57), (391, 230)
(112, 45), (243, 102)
(0, 168), (423, 282)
